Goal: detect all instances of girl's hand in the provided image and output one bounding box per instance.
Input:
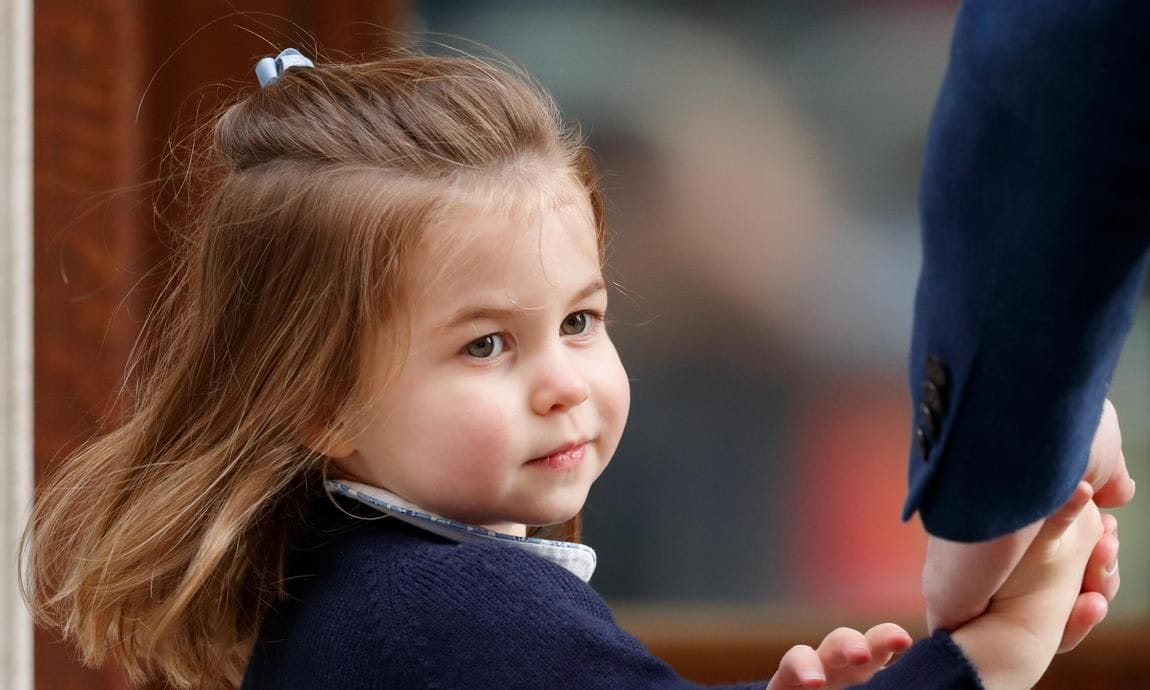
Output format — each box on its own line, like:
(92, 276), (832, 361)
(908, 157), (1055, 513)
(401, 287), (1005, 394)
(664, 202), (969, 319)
(951, 482), (1104, 690)
(1057, 509), (1120, 653)
(765, 623), (912, 689)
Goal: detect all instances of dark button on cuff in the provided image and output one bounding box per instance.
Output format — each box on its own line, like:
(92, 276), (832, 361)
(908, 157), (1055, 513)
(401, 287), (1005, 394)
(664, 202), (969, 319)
(915, 427), (931, 460)
(922, 380), (944, 413)
(925, 354), (948, 388)
(920, 402), (938, 438)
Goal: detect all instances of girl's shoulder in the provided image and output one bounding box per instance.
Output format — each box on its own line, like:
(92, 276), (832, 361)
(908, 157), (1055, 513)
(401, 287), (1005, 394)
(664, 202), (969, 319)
(274, 496), (610, 630)
(244, 502), (628, 689)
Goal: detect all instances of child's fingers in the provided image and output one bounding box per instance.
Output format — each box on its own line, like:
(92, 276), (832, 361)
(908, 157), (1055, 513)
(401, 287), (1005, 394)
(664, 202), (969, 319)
(863, 622), (913, 667)
(766, 645), (826, 690)
(810, 625), (910, 689)
(1080, 527), (1120, 602)
(1058, 591), (1109, 654)
(769, 626), (902, 690)
(1099, 511), (1118, 538)
(816, 627), (872, 670)
(997, 481), (1093, 598)
(1060, 515), (1118, 653)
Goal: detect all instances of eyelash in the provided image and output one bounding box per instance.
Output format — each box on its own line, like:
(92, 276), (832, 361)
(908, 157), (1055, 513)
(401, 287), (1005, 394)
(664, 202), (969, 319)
(461, 310), (607, 361)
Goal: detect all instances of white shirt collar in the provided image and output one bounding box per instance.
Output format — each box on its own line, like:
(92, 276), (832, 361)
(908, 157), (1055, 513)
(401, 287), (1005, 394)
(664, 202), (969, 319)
(326, 479), (597, 583)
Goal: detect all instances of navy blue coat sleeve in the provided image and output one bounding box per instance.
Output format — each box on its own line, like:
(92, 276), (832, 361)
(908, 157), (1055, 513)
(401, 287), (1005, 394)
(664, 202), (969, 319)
(905, 0), (1150, 541)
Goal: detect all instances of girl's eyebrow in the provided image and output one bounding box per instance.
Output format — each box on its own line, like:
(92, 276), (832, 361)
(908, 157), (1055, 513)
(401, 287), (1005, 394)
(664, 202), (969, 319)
(436, 278), (607, 332)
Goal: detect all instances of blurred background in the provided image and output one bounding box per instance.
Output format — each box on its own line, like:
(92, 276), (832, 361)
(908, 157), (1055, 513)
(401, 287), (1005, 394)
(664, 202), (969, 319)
(23, 0), (1149, 688)
(413, 0), (1150, 620)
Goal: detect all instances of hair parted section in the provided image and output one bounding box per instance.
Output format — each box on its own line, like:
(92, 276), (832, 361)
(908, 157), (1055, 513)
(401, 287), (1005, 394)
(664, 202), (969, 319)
(21, 50), (605, 690)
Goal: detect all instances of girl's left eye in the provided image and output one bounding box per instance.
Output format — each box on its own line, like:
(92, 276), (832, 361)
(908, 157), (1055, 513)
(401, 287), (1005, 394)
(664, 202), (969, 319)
(561, 311), (592, 335)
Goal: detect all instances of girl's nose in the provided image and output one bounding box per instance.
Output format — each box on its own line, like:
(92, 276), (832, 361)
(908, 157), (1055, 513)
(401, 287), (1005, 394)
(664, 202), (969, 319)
(529, 351), (590, 415)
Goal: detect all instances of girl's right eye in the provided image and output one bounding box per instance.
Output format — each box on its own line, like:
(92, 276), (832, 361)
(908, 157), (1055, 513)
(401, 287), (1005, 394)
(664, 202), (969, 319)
(463, 333), (506, 359)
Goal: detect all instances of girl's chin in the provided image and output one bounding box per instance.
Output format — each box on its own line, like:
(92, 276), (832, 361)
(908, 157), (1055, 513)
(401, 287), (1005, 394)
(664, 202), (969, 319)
(533, 496), (590, 526)
(474, 491), (591, 536)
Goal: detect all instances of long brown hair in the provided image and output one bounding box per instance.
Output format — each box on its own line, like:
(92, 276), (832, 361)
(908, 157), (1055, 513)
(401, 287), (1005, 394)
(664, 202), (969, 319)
(21, 51), (606, 689)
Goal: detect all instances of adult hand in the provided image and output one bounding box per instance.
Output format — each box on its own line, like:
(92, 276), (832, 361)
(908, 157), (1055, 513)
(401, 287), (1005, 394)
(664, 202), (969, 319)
(1084, 399), (1136, 508)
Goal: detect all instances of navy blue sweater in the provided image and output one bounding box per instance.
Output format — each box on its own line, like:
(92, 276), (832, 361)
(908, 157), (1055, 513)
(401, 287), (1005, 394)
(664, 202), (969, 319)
(242, 499), (982, 689)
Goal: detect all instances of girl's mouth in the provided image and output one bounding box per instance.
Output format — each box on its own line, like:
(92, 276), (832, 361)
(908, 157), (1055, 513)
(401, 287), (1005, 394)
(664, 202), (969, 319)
(527, 442), (586, 470)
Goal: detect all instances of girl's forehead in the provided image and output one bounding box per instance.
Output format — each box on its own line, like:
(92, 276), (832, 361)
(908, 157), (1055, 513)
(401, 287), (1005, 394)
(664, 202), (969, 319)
(408, 188), (601, 307)
(425, 176), (597, 263)
(441, 167), (591, 226)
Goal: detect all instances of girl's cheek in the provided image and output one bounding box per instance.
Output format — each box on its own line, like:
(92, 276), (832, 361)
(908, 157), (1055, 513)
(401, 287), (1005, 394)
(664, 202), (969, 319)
(446, 402), (518, 463)
(615, 371), (632, 431)
(601, 354), (632, 440)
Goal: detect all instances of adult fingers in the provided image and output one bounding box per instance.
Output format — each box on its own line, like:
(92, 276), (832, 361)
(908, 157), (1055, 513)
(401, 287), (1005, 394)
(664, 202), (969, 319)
(766, 645), (826, 690)
(1094, 451), (1136, 508)
(1088, 400), (1135, 508)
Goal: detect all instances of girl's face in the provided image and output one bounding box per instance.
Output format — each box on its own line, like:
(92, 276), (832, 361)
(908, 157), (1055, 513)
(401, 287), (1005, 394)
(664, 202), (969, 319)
(335, 189), (630, 537)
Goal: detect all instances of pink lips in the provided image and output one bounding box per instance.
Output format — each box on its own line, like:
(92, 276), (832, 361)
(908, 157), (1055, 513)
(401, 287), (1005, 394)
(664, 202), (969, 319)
(527, 442), (586, 470)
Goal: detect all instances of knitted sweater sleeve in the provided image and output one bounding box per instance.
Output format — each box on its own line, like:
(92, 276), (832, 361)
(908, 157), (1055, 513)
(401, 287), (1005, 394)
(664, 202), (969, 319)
(388, 542), (983, 690)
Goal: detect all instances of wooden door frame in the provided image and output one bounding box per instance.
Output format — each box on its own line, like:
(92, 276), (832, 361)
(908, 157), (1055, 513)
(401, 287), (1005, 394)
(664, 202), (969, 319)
(1, 0), (35, 687)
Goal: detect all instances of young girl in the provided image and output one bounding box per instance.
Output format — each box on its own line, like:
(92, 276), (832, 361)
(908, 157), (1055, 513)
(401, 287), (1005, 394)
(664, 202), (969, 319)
(22, 49), (1106, 690)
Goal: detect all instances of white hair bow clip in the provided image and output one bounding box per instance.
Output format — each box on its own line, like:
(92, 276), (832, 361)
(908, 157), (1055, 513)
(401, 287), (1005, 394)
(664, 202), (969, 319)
(254, 48), (315, 88)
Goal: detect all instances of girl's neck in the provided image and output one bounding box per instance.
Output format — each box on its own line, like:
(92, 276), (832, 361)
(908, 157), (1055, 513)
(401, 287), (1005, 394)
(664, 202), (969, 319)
(329, 467), (528, 537)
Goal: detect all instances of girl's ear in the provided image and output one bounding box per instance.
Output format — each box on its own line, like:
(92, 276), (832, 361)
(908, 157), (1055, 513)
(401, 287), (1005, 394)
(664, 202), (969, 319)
(323, 440), (357, 459)
(303, 428), (357, 459)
